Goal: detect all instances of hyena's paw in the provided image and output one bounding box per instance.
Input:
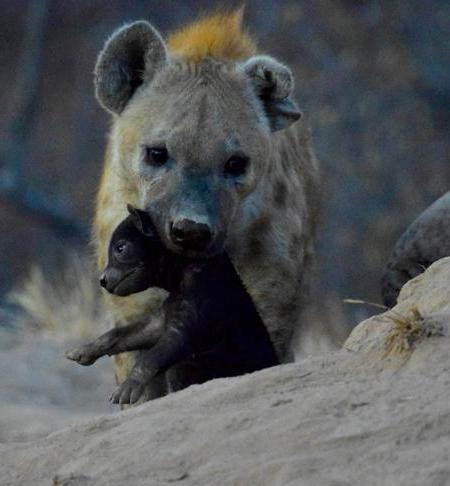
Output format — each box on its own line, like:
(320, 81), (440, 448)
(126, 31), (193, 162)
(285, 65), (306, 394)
(110, 378), (146, 406)
(65, 345), (100, 366)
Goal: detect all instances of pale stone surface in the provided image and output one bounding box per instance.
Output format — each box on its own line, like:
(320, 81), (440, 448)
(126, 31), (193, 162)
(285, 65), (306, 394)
(2, 259), (450, 486)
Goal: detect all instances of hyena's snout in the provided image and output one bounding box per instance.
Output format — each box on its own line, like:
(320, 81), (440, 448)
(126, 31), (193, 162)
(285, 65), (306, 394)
(170, 217), (213, 251)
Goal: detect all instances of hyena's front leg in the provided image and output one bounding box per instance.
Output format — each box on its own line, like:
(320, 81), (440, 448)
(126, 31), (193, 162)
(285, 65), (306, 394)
(66, 319), (161, 366)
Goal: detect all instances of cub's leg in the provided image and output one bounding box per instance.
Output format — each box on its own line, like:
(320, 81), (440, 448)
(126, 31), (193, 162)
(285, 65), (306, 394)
(109, 323), (195, 404)
(66, 319), (161, 366)
(110, 296), (198, 405)
(165, 361), (210, 393)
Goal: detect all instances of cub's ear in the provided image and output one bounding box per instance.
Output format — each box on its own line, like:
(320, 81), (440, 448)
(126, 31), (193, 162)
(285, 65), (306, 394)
(95, 21), (168, 114)
(239, 55), (301, 131)
(127, 205), (156, 237)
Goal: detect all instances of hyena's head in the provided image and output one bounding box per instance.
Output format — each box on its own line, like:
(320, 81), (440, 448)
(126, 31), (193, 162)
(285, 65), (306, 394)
(95, 16), (300, 257)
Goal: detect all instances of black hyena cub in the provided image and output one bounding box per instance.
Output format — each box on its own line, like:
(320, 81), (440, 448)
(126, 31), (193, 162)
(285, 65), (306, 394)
(67, 205), (278, 405)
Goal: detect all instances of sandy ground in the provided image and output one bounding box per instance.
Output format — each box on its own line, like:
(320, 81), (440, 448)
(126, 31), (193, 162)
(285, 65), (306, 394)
(0, 329), (116, 443)
(1, 258), (450, 485)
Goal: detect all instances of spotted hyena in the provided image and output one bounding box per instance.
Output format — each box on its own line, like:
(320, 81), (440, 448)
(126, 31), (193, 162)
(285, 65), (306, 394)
(93, 10), (320, 399)
(381, 191), (450, 307)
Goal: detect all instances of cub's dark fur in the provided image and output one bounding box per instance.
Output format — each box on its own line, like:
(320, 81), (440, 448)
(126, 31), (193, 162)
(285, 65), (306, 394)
(67, 206), (278, 404)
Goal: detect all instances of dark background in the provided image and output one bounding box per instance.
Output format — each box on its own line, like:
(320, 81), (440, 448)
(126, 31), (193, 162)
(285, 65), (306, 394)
(1, 0), (449, 327)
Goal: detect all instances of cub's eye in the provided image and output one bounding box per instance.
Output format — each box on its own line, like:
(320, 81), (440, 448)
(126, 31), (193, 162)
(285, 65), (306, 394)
(113, 240), (137, 263)
(144, 147), (169, 166)
(224, 155), (249, 177)
(115, 242), (127, 254)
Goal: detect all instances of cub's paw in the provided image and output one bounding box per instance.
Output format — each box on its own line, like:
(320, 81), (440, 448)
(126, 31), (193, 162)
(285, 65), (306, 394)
(65, 345), (99, 366)
(110, 378), (145, 405)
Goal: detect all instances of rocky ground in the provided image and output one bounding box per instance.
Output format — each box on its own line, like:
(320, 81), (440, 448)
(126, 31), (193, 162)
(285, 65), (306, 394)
(1, 258), (450, 485)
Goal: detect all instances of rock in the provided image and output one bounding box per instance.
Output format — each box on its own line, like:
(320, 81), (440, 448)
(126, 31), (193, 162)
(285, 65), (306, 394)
(2, 259), (450, 485)
(346, 257), (450, 362)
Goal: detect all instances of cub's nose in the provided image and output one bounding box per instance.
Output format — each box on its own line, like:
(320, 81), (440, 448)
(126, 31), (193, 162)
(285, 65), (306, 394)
(99, 273), (107, 288)
(170, 218), (212, 251)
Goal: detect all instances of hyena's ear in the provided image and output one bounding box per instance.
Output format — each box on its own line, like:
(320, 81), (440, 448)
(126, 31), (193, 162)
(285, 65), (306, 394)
(95, 21), (168, 114)
(240, 55), (301, 131)
(127, 205), (156, 237)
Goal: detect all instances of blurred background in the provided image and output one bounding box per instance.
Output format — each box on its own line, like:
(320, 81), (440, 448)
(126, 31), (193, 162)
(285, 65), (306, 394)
(0, 0), (449, 439)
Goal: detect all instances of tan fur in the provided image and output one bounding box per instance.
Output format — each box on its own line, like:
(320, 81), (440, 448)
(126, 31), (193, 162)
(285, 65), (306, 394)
(167, 8), (256, 62)
(94, 12), (320, 396)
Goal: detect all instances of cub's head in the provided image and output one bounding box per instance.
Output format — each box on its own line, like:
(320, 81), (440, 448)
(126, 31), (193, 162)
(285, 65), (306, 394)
(95, 15), (300, 257)
(101, 205), (163, 296)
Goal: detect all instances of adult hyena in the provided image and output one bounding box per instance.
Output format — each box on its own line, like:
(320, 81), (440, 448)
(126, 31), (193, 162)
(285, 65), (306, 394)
(94, 10), (320, 398)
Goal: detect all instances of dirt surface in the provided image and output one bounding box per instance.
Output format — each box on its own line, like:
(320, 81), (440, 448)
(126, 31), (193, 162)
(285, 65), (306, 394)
(0, 329), (115, 443)
(1, 258), (450, 485)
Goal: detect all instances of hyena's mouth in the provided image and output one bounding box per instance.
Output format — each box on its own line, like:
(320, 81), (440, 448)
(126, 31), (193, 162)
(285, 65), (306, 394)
(164, 231), (226, 260)
(167, 243), (220, 260)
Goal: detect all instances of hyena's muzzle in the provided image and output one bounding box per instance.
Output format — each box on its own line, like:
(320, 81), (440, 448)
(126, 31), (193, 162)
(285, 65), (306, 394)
(147, 172), (233, 258)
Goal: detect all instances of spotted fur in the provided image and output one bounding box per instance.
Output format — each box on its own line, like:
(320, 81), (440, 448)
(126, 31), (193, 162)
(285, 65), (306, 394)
(381, 191), (450, 307)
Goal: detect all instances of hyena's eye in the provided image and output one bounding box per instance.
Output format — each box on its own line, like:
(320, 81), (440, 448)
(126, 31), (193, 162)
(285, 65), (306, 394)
(144, 147), (169, 166)
(224, 155), (249, 177)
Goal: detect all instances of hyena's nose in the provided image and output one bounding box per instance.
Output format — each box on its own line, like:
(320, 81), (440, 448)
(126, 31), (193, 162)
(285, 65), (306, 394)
(99, 274), (107, 288)
(170, 218), (212, 251)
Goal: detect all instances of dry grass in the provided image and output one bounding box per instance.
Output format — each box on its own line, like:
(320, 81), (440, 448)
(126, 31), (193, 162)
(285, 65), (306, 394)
(383, 306), (446, 357)
(344, 299), (445, 357)
(8, 254), (107, 341)
(383, 307), (425, 356)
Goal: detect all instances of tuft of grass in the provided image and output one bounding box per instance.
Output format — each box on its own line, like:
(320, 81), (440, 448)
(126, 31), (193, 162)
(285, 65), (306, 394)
(8, 255), (107, 340)
(344, 299), (445, 357)
(383, 306), (425, 356)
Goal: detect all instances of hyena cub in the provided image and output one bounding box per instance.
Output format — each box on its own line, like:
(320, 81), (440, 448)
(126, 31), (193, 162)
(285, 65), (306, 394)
(67, 205), (278, 404)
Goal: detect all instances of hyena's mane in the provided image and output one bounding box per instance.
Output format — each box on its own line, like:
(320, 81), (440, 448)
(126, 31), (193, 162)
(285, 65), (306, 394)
(167, 8), (257, 62)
